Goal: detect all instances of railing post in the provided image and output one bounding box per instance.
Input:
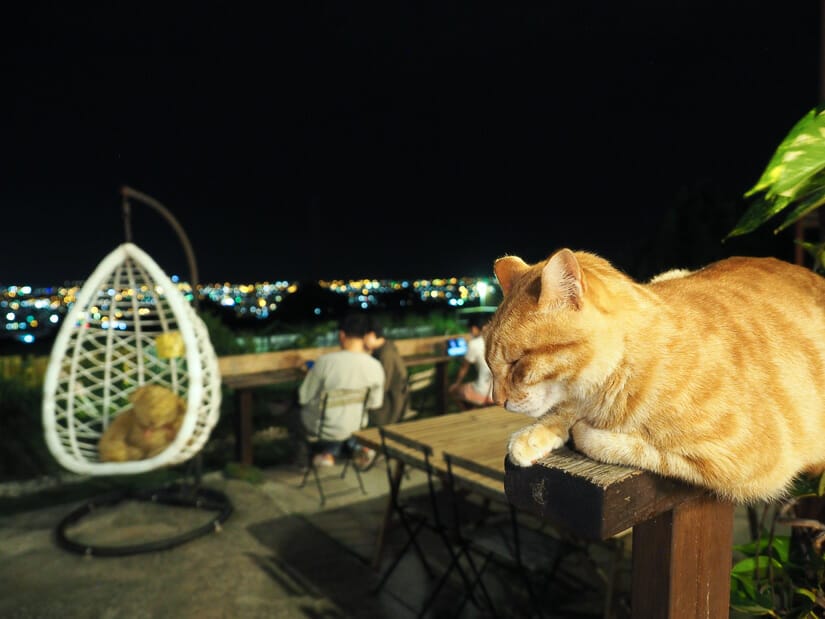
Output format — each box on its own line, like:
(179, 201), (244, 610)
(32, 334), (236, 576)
(631, 494), (734, 618)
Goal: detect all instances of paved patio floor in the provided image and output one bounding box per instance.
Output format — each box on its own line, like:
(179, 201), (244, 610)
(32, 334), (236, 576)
(0, 461), (752, 618)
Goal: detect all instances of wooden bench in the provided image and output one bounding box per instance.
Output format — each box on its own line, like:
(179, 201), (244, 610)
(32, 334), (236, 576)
(504, 448), (734, 618)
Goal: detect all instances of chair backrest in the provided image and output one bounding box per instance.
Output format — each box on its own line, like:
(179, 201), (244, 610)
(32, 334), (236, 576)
(379, 426), (448, 527)
(408, 367), (437, 394)
(315, 387), (371, 441)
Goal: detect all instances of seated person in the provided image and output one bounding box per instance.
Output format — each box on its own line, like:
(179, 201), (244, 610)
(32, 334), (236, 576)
(449, 313), (494, 410)
(364, 316), (411, 426)
(294, 313), (385, 467)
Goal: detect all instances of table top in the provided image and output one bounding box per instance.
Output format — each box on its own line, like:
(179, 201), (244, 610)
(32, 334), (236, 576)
(353, 406), (531, 499)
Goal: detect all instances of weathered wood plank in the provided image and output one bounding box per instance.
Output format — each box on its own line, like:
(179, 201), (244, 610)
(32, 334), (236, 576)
(504, 448), (708, 540)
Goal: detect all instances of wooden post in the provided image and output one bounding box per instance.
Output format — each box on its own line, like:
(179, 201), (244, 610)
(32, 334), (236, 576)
(435, 361), (449, 414)
(235, 389), (254, 466)
(631, 495), (734, 618)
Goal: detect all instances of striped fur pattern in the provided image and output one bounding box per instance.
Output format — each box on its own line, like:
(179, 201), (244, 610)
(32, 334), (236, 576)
(486, 248), (825, 504)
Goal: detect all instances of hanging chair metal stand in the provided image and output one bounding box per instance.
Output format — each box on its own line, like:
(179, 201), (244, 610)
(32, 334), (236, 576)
(43, 186), (233, 557)
(54, 478), (233, 557)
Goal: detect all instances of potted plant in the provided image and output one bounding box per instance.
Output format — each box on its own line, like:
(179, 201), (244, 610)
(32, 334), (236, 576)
(727, 105), (825, 618)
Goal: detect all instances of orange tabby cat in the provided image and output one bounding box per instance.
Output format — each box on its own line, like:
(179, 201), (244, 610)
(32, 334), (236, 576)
(486, 248), (825, 504)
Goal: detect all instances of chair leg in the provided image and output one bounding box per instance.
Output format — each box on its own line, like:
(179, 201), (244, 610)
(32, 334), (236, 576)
(509, 507), (544, 618)
(602, 536), (627, 619)
(353, 466), (367, 495)
(416, 545), (469, 618)
(372, 519), (428, 593)
(314, 470), (325, 506)
(299, 464), (311, 488)
(453, 551), (497, 617)
(300, 454), (325, 506)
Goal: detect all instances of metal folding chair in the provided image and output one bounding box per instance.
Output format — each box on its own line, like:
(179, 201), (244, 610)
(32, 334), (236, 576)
(372, 427), (491, 618)
(443, 450), (628, 618)
(299, 387), (371, 506)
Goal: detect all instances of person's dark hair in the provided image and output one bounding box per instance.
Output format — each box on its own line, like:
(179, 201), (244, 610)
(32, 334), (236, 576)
(467, 313), (490, 330)
(367, 315), (384, 338)
(339, 313), (371, 338)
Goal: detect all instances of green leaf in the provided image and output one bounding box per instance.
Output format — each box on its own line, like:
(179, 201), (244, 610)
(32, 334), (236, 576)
(727, 194), (792, 238)
(730, 579), (775, 615)
(730, 106), (825, 239)
(775, 184), (825, 233)
(794, 587), (816, 603)
(745, 108), (817, 195)
(819, 471), (825, 496)
(731, 571), (758, 599)
(729, 601), (775, 615)
(732, 554), (785, 578)
(790, 473), (823, 498)
(747, 108), (825, 198)
(734, 536), (791, 563)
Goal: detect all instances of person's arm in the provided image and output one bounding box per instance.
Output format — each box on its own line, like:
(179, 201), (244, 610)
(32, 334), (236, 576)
(298, 365), (322, 405)
(367, 371), (385, 410)
(450, 359), (471, 390)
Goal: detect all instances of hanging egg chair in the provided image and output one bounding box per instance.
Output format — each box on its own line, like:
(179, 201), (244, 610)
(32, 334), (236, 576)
(41, 186), (232, 556)
(42, 242), (221, 475)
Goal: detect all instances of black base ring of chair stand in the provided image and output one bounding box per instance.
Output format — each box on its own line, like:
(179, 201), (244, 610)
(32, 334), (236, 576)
(55, 482), (234, 557)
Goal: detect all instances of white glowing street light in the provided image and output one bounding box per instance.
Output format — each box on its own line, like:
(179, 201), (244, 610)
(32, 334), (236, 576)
(476, 280), (488, 306)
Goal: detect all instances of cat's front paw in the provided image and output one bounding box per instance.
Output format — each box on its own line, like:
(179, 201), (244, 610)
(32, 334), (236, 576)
(508, 424), (565, 466)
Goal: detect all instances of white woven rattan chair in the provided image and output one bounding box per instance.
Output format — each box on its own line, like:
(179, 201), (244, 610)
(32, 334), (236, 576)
(40, 187), (232, 557)
(42, 242), (221, 475)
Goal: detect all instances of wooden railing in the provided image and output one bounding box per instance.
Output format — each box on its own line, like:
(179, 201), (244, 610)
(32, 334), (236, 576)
(217, 333), (466, 378)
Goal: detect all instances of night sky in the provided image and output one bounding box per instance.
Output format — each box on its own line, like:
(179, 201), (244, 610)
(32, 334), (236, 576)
(2, 2), (821, 286)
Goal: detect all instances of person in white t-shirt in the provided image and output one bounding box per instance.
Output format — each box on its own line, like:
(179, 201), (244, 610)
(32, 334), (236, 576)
(296, 313), (385, 467)
(449, 313), (494, 410)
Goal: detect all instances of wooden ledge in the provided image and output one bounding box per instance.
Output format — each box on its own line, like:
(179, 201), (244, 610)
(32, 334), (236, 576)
(504, 447), (709, 540)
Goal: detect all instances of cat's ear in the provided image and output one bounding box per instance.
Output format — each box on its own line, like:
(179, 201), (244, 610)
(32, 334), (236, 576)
(494, 255), (529, 296)
(540, 248), (584, 310)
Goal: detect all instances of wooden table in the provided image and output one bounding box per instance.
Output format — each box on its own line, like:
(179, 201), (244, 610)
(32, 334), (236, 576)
(352, 406), (530, 567)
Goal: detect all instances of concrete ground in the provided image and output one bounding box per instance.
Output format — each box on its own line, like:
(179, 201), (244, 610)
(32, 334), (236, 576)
(0, 461), (753, 619)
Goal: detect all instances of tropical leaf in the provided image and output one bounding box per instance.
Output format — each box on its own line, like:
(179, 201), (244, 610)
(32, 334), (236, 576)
(727, 193), (792, 238)
(775, 182), (825, 233)
(794, 240), (825, 273)
(790, 472), (825, 498)
(734, 536), (791, 564)
(732, 554), (785, 578)
(744, 108), (816, 197)
(730, 575), (776, 615)
(746, 108), (825, 198)
(730, 106), (825, 239)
